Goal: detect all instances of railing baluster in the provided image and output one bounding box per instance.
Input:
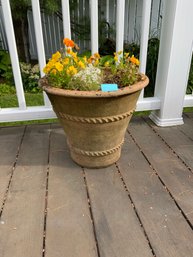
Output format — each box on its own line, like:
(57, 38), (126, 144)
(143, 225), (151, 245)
(116, 0), (125, 54)
(90, 0), (99, 54)
(139, 0), (152, 99)
(31, 0), (51, 107)
(61, 0), (71, 39)
(1, 0), (26, 110)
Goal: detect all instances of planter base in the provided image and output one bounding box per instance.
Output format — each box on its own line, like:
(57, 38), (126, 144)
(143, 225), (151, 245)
(68, 139), (123, 168)
(70, 149), (121, 168)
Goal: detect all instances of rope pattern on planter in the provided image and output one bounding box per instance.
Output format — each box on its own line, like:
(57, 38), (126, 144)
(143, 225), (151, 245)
(69, 139), (124, 157)
(57, 109), (135, 124)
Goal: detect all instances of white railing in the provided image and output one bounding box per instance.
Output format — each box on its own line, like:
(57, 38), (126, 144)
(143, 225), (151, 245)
(0, 0), (193, 126)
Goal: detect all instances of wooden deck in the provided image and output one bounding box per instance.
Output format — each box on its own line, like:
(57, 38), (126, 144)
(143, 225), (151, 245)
(0, 113), (193, 257)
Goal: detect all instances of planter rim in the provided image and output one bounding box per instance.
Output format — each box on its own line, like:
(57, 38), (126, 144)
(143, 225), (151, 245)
(39, 74), (149, 98)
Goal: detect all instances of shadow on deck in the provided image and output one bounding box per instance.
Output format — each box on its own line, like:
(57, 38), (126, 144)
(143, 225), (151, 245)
(0, 113), (193, 257)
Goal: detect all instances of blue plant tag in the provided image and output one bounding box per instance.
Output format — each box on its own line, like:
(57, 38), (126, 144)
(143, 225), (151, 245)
(101, 84), (118, 92)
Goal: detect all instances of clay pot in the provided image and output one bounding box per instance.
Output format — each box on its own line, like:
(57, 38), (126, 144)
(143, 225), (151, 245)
(39, 75), (149, 168)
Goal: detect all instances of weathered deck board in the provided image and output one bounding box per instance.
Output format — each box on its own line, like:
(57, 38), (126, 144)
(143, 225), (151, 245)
(0, 126), (25, 207)
(45, 125), (98, 257)
(145, 117), (193, 169)
(85, 166), (153, 257)
(0, 125), (50, 257)
(129, 117), (193, 224)
(117, 131), (193, 257)
(178, 114), (193, 140)
(185, 112), (193, 119)
(0, 113), (193, 257)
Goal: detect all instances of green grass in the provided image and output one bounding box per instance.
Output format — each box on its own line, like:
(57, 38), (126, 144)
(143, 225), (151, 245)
(0, 119), (58, 127)
(0, 92), (44, 108)
(183, 107), (193, 113)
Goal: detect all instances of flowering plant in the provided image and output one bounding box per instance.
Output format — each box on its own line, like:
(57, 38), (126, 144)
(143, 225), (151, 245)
(20, 63), (40, 92)
(43, 38), (141, 91)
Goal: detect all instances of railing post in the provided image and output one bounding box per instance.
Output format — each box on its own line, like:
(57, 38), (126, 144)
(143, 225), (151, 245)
(150, 0), (193, 126)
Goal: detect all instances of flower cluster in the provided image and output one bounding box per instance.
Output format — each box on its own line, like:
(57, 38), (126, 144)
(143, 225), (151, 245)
(20, 62), (40, 92)
(43, 38), (140, 91)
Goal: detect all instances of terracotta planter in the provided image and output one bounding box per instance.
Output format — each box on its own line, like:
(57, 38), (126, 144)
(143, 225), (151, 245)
(39, 75), (149, 168)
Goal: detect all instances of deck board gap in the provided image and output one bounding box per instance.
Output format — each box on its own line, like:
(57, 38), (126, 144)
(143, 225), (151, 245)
(143, 117), (193, 173)
(127, 129), (193, 231)
(0, 125), (26, 218)
(42, 124), (52, 257)
(82, 169), (101, 257)
(115, 163), (157, 257)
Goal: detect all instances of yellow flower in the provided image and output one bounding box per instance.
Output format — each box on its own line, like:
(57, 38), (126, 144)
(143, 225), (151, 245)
(63, 58), (69, 65)
(130, 55), (140, 66)
(54, 62), (63, 72)
(78, 61), (85, 69)
(117, 50), (122, 55)
(52, 51), (61, 61)
(135, 59), (140, 66)
(43, 67), (48, 74)
(83, 56), (87, 63)
(94, 53), (100, 59)
(73, 57), (78, 63)
(43, 65), (50, 74)
(43, 59), (56, 74)
(94, 59), (99, 66)
(104, 61), (109, 67)
(66, 66), (78, 76)
(124, 52), (129, 58)
(114, 56), (118, 62)
(50, 68), (57, 75)
(71, 51), (77, 59)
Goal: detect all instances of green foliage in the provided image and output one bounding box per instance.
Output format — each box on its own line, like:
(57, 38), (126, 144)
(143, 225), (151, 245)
(146, 38), (160, 96)
(0, 92), (44, 108)
(0, 50), (11, 72)
(41, 0), (61, 14)
(10, 0), (31, 19)
(10, 0), (60, 18)
(0, 84), (16, 96)
(124, 38), (159, 96)
(187, 56), (193, 94)
(0, 50), (13, 83)
(99, 55), (114, 66)
(124, 42), (140, 58)
(0, 50), (41, 93)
